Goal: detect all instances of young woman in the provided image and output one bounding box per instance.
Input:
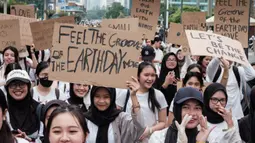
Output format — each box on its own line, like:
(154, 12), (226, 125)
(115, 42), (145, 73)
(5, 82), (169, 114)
(67, 83), (91, 112)
(197, 56), (212, 78)
(167, 72), (204, 126)
(119, 62), (167, 142)
(4, 69), (40, 141)
(186, 64), (203, 75)
(157, 53), (180, 112)
(0, 91), (29, 143)
(203, 83), (242, 142)
(149, 87), (214, 143)
(176, 49), (185, 71)
(85, 85), (145, 143)
(44, 105), (89, 143)
(40, 100), (68, 143)
(0, 46), (19, 86)
(32, 62), (66, 103)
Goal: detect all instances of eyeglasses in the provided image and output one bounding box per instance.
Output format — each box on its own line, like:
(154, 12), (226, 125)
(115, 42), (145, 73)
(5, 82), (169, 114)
(210, 97), (226, 105)
(9, 81), (26, 89)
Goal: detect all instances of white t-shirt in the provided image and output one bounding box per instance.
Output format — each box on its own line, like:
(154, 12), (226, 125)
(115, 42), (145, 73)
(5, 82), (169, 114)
(86, 120), (115, 143)
(115, 88), (128, 107)
(154, 48), (163, 62)
(125, 89), (168, 127)
(16, 137), (29, 143)
(32, 87), (67, 103)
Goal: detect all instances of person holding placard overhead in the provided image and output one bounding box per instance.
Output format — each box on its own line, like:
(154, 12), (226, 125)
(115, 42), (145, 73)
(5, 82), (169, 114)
(206, 57), (255, 120)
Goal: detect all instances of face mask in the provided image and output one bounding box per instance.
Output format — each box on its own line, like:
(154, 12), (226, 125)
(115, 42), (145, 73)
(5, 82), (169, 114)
(39, 77), (53, 87)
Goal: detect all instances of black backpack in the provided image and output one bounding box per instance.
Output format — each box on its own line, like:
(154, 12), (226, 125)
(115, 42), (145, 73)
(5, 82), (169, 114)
(213, 66), (250, 115)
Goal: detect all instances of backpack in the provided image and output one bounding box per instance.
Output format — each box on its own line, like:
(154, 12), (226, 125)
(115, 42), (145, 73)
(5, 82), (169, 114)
(31, 88), (60, 100)
(213, 66), (250, 115)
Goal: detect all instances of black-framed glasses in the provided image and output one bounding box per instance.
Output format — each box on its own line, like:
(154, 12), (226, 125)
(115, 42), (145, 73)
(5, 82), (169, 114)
(9, 81), (26, 89)
(210, 97), (226, 105)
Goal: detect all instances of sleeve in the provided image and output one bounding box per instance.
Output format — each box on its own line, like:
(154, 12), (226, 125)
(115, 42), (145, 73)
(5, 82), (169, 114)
(26, 57), (33, 67)
(155, 89), (168, 110)
(238, 63), (255, 82)
(169, 100), (174, 112)
(180, 55), (195, 79)
(119, 112), (145, 142)
(115, 88), (128, 108)
(218, 127), (242, 143)
(142, 40), (146, 47)
(206, 57), (221, 82)
(148, 128), (168, 143)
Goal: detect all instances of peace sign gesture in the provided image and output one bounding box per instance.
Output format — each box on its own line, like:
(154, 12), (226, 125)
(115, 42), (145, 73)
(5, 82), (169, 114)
(196, 115), (216, 142)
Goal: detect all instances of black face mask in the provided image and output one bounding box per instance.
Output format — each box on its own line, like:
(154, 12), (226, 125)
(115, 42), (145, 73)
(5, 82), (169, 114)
(39, 77), (53, 87)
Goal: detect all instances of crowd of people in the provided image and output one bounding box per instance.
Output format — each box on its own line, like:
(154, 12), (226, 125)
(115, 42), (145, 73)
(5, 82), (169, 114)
(0, 32), (255, 143)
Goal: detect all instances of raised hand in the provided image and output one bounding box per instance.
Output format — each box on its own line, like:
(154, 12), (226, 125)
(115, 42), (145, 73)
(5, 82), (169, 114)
(217, 107), (233, 129)
(175, 114), (192, 143)
(196, 116), (216, 142)
(126, 76), (140, 95)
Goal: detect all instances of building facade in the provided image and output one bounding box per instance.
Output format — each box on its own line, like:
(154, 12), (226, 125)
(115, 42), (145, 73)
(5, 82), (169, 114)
(169, 0), (215, 11)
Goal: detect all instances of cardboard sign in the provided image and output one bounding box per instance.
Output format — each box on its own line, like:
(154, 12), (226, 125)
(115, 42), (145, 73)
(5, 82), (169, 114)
(30, 16), (75, 50)
(182, 12), (206, 31)
(101, 18), (139, 32)
(185, 30), (249, 65)
(0, 19), (21, 51)
(49, 23), (143, 88)
(167, 23), (190, 54)
(214, 0), (250, 48)
(10, 5), (35, 18)
(0, 13), (36, 54)
(131, 0), (160, 40)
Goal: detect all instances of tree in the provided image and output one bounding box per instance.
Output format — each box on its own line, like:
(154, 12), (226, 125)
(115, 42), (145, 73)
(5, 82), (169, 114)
(169, 5), (200, 23)
(105, 2), (128, 19)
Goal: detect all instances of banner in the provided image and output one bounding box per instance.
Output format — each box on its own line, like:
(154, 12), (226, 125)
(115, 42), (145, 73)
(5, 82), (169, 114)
(101, 18), (139, 32)
(185, 30), (249, 66)
(214, 0), (250, 48)
(10, 5), (35, 18)
(30, 16), (75, 50)
(49, 23), (143, 88)
(131, 0), (160, 40)
(182, 12), (206, 31)
(0, 19), (21, 51)
(0, 13), (36, 54)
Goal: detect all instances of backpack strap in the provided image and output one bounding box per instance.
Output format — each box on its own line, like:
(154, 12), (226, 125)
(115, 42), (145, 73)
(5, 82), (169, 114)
(232, 66), (241, 88)
(213, 66), (222, 82)
(55, 88), (60, 99)
(123, 90), (130, 112)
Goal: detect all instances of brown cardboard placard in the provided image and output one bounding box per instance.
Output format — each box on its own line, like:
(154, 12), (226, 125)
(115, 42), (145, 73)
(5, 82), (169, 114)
(0, 13), (36, 54)
(131, 0), (160, 40)
(214, 0), (250, 48)
(49, 23), (143, 89)
(10, 5), (35, 18)
(30, 16), (75, 50)
(101, 18), (139, 32)
(182, 12), (206, 31)
(185, 30), (249, 66)
(0, 19), (21, 51)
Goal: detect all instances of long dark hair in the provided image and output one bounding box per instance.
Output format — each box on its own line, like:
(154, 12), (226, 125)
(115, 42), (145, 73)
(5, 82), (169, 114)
(44, 105), (89, 143)
(3, 46), (19, 64)
(4, 63), (22, 79)
(138, 62), (160, 113)
(36, 61), (49, 76)
(187, 64), (203, 74)
(0, 91), (16, 143)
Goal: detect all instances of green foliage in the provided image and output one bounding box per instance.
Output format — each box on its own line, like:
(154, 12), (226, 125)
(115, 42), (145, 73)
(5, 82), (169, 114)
(169, 5), (201, 23)
(105, 2), (128, 19)
(87, 9), (106, 20)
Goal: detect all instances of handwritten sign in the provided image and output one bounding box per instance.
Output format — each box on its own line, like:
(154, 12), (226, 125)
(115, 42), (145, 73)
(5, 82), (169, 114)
(30, 16), (75, 50)
(0, 13), (36, 54)
(101, 18), (139, 32)
(10, 5), (35, 18)
(167, 23), (190, 54)
(214, 0), (250, 48)
(131, 0), (160, 40)
(185, 30), (249, 65)
(0, 19), (21, 51)
(49, 23), (143, 88)
(182, 12), (206, 31)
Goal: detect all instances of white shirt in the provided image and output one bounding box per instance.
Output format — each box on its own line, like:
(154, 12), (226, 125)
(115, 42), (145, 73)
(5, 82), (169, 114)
(86, 120), (115, 143)
(154, 48), (163, 62)
(32, 87), (67, 103)
(125, 89), (168, 127)
(16, 137), (29, 143)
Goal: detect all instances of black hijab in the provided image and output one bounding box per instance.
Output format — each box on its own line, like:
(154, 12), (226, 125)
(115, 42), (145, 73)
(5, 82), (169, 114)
(84, 86), (121, 143)
(203, 83), (228, 124)
(158, 53), (180, 106)
(165, 87), (203, 143)
(249, 86), (255, 143)
(67, 83), (89, 112)
(5, 82), (39, 135)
